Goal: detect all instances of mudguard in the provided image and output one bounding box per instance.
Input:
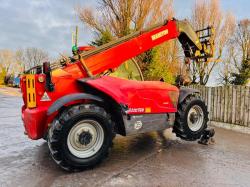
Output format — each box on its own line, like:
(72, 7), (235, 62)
(47, 93), (103, 115)
(178, 87), (200, 104)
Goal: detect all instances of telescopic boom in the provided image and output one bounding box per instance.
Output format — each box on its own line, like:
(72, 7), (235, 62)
(77, 19), (214, 76)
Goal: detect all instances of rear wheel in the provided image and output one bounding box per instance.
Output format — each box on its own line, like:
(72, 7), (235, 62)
(173, 94), (208, 141)
(48, 104), (115, 171)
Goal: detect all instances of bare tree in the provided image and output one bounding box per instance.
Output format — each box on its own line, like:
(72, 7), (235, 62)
(77, 0), (173, 38)
(218, 44), (237, 85)
(0, 48), (49, 84)
(15, 49), (26, 73)
(235, 19), (250, 63)
(230, 19), (250, 85)
(187, 0), (236, 85)
(0, 49), (18, 84)
(20, 48), (49, 70)
(0, 49), (14, 75)
(77, 0), (181, 82)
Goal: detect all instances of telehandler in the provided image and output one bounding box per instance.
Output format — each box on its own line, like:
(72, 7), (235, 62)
(21, 19), (214, 170)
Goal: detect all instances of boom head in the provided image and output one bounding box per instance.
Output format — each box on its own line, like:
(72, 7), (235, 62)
(177, 20), (215, 62)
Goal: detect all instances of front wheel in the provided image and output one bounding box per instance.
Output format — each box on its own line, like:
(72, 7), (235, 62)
(173, 94), (208, 141)
(48, 104), (115, 171)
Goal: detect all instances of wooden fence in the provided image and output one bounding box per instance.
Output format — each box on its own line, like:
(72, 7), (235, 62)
(188, 85), (250, 127)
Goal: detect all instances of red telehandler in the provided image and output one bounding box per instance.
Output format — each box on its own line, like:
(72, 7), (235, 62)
(21, 19), (215, 170)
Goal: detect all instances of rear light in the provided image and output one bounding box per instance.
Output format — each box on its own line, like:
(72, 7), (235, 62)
(168, 91), (179, 108)
(38, 75), (45, 83)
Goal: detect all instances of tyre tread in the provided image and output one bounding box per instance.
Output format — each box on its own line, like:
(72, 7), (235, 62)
(173, 94), (209, 141)
(48, 104), (115, 171)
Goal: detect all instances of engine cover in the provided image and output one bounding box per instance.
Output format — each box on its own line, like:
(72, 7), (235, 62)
(81, 76), (179, 114)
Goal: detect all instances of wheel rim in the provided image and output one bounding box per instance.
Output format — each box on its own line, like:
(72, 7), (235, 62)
(187, 105), (204, 132)
(67, 120), (104, 158)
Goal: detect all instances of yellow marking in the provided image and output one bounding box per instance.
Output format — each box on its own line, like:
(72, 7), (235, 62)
(52, 69), (71, 77)
(206, 58), (222, 63)
(195, 50), (201, 57)
(26, 74), (36, 108)
(151, 29), (168, 41)
(145, 107), (151, 113)
(125, 62), (129, 70)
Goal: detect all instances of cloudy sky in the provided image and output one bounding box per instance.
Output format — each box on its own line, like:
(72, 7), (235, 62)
(0, 0), (93, 57)
(0, 0), (249, 59)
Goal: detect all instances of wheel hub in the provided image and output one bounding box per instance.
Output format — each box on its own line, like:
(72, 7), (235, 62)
(79, 131), (93, 146)
(187, 105), (204, 132)
(67, 120), (104, 159)
(190, 113), (199, 124)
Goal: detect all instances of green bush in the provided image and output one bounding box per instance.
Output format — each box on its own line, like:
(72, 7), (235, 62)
(145, 47), (176, 84)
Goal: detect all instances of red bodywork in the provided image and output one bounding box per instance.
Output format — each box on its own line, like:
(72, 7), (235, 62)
(85, 76), (178, 114)
(21, 20), (180, 140)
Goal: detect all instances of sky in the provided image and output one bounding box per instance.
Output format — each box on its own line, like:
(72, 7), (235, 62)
(0, 0), (249, 58)
(0, 0), (249, 84)
(174, 0), (250, 20)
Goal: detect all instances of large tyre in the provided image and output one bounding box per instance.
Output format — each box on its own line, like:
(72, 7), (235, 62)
(173, 94), (208, 141)
(48, 104), (115, 171)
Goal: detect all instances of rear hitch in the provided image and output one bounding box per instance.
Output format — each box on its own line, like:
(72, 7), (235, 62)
(198, 128), (215, 145)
